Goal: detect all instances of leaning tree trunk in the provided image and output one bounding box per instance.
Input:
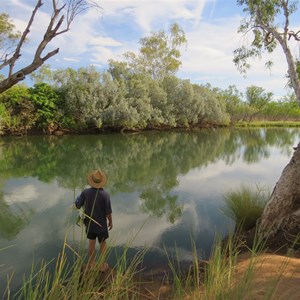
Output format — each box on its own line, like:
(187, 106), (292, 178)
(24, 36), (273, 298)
(258, 143), (300, 242)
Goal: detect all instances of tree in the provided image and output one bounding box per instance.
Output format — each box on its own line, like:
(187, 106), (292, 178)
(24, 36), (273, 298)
(0, 0), (99, 94)
(0, 13), (22, 63)
(54, 66), (105, 129)
(220, 85), (246, 124)
(123, 23), (187, 80)
(30, 64), (54, 84)
(234, 0), (300, 104)
(246, 86), (273, 110)
(245, 85), (273, 120)
(29, 83), (59, 129)
(0, 84), (36, 134)
(234, 0), (300, 244)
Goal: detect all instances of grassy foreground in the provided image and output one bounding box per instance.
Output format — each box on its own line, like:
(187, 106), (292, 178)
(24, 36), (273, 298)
(2, 232), (298, 300)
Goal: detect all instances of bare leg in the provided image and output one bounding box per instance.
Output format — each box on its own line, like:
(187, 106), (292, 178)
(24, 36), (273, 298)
(100, 240), (107, 257)
(88, 239), (96, 268)
(99, 240), (108, 272)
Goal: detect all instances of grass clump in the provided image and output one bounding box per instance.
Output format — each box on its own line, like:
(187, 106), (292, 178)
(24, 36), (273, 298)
(223, 184), (269, 231)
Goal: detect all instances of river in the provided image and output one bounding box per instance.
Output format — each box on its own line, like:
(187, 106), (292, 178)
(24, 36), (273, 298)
(0, 127), (299, 294)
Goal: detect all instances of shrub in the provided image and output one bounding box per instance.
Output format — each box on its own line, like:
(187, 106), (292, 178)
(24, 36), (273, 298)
(223, 184), (269, 231)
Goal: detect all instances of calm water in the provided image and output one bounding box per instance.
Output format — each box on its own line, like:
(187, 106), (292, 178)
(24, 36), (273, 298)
(0, 128), (299, 293)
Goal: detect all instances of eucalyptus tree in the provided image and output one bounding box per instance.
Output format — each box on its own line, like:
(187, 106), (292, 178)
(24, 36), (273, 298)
(0, 0), (100, 94)
(0, 13), (22, 63)
(234, 0), (300, 103)
(173, 79), (204, 126)
(246, 86), (273, 109)
(192, 84), (230, 126)
(147, 80), (168, 127)
(55, 66), (105, 129)
(220, 85), (246, 124)
(160, 75), (180, 126)
(30, 64), (54, 84)
(234, 0), (300, 242)
(107, 73), (153, 130)
(245, 85), (273, 120)
(124, 75), (153, 129)
(124, 23), (187, 80)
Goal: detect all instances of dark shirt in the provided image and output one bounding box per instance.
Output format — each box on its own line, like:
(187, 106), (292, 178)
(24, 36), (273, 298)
(75, 187), (112, 234)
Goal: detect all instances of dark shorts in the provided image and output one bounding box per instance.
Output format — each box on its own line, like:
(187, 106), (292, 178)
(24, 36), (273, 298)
(87, 231), (109, 243)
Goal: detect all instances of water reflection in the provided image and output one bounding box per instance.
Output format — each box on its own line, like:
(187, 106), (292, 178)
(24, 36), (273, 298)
(0, 128), (299, 294)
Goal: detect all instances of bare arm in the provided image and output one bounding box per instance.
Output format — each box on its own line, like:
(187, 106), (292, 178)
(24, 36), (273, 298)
(107, 214), (113, 230)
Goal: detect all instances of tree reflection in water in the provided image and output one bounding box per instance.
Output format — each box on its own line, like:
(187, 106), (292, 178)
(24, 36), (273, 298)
(0, 127), (299, 239)
(1, 128), (300, 295)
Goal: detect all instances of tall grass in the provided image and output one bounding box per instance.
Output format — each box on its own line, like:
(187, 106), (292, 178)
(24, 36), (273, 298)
(222, 184), (270, 231)
(3, 232), (297, 300)
(9, 246), (145, 299)
(6, 228), (147, 300)
(165, 230), (297, 300)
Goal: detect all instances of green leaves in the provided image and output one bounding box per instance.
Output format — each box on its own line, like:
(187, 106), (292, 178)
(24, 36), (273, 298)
(121, 23), (187, 80)
(0, 13), (22, 60)
(29, 83), (59, 129)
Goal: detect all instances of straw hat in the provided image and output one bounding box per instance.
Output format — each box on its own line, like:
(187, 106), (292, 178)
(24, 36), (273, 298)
(87, 170), (107, 188)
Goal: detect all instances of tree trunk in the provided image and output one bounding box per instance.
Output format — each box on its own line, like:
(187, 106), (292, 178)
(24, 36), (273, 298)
(258, 143), (300, 242)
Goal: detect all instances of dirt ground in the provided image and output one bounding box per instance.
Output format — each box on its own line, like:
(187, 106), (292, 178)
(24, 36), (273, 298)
(137, 252), (300, 299)
(233, 252), (300, 300)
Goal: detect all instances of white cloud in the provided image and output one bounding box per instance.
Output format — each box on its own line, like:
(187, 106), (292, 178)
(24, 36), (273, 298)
(2, 0), (299, 98)
(99, 0), (209, 33)
(63, 57), (80, 62)
(4, 184), (38, 204)
(3, 178), (69, 211)
(88, 36), (122, 47)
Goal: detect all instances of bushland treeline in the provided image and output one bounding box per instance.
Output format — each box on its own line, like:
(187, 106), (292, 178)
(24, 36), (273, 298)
(1, 65), (299, 135)
(1, 21), (300, 135)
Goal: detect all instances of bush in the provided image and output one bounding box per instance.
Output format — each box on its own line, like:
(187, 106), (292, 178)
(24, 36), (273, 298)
(223, 185), (269, 231)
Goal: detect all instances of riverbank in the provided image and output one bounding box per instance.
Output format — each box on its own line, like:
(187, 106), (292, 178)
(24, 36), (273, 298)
(1, 120), (300, 136)
(80, 245), (300, 299)
(235, 120), (300, 127)
(137, 252), (300, 299)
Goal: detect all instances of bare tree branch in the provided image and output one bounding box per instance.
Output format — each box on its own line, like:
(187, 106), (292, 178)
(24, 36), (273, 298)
(0, 0), (101, 94)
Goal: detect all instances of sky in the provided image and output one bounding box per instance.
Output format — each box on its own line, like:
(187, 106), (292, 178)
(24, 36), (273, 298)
(1, 0), (300, 99)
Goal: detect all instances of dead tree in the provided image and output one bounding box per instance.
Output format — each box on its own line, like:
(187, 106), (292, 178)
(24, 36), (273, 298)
(0, 0), (100, 94)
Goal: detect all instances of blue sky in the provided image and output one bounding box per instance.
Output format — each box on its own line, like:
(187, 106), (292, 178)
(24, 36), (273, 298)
(1, 0), (300, 99)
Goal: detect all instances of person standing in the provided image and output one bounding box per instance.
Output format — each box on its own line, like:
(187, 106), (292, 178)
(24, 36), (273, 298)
(75, 169), (113, 272)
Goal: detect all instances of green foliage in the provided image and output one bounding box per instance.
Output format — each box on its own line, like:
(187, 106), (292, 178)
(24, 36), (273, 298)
(30, 64), (53, 84)
(0, 103), (9, 133)
(234, 0), (300, 104)
(246, 85), (273, 109)
(0, 13), (21, 61)
(193, 84), (230, 125)
(219, 85), (247, 124)
(29, 83), (59, 129)
(121, 23), (187, 80)
(223, 185), (269, 231)
(0, 84), (36, 134)
(1, 21), (299, 134)
(55, 66), (105, 129)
